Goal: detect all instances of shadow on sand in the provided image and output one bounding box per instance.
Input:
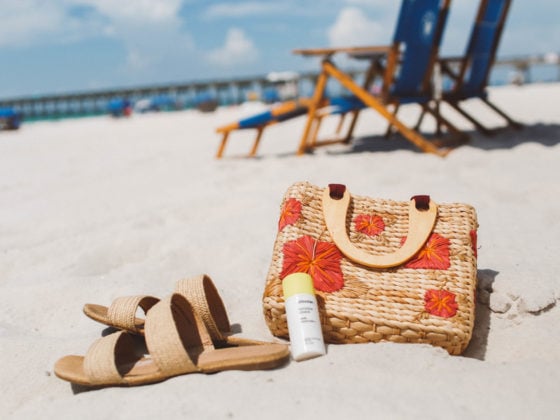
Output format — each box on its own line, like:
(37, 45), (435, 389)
(323, 123), (560, 155)
(462, 269), (499, 361)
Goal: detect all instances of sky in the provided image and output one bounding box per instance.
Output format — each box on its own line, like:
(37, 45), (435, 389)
(1, 0), (559, 98)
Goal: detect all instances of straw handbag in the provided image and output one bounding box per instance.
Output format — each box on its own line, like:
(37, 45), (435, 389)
(263, 182), (478, 355)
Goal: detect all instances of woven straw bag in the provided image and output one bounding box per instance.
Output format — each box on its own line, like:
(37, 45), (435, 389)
(263, 182), (479, 355)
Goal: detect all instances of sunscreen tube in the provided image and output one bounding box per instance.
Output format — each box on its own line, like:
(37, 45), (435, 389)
(282, 273), (326, 361)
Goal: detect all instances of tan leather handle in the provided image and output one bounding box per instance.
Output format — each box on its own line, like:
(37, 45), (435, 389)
(322, 187), (437, 268)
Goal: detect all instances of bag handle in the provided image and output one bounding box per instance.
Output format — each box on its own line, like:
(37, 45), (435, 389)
(322, 185), (437, 268)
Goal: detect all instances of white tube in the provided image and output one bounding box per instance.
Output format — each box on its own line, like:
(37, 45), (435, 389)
(282, 273), (326, 361)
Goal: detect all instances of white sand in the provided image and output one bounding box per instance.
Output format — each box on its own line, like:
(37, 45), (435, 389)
(1, 83), (559, 419)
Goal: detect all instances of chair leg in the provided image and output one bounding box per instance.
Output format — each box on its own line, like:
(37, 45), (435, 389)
(216, 131), (230, 159)
(384, 104), (399, 138)
(340, 55), (379, 144)
(449, 101), (495, 136)
(415, 109), (426, 131)
(434, 100), (443, 136)
(335, 113), (346, 136)
(297, 70), (329, 155)
(248, 127), (265, 157)
(481, 98), (523, 130)
(309, 114), (326, 148)
(342, 110), (361, 144)
(422, 103), (469, 144)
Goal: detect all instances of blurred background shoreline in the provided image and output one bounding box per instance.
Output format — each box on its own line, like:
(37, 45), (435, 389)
(1, 52), (558, 124)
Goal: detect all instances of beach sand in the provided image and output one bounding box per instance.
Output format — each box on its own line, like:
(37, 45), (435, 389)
(1, 83), (559, 419)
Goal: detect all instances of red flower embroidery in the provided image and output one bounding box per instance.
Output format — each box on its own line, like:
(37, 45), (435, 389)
(281, 235), (344, 293)
(470, 229), (478, 258)
(278, 198), (302, 231)
(403, 233), (450, 270)
(424, 289), (458, 318)
(354, 214), (385, 236)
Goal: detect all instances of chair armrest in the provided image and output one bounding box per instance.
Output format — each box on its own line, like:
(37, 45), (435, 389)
(293, 45), (391, 58)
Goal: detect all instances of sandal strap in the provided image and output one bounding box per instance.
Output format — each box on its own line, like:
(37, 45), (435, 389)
(83, 331), (135, 385)
(144, 294), (215, 376)
(175, 275), (231, 343)
(107, 295), (160, 333)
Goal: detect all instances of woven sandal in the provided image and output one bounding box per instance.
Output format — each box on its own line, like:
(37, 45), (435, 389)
(83, 274), (261, 347)
(55, 294), (290, 387)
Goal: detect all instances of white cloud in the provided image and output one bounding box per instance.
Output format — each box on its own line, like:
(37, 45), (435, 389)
(73, 0), (194, 74)
(0, 0), (195, 75)
(0, 0), (187, 47)
(204, 2), (286, 19)
(72, 0), (183, 24)
(328, 7), (385, 47)
(344, 0), (390, 9)
(206, 28), (258, 67)
(0, 1), (68, 47)
(118, 24), (195, 72)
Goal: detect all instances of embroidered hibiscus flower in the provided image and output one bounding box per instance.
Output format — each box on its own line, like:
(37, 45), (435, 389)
(354, 214), (385, 237)
(278, 198), (302, 231)
(281, 235), (344, 293)
(470, 229), (478, 258)
(424, 289), (458, 318)
(402, 233), (450, 270)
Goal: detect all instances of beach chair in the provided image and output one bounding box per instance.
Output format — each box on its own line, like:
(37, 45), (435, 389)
(107, 98), (132, 117)
(216, 91), (364, 158)
(426, 0), (522, 135)
(0, 107), (22, 130)
(294, 0), (464, 156)
(215, 98), (317, 158)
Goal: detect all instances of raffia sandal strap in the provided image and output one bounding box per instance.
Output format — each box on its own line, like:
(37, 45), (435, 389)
(144, 293), (215, 376)
(106, 295), (160, 333)
(82, 331), (137, 385)
(175, 275), (231, 342)
(83, 275), (239, 344)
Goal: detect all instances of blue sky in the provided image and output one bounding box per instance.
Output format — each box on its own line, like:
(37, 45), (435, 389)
(1, 0), (558, 98)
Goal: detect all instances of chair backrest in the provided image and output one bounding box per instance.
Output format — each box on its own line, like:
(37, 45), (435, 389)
(460, 0), (512, 94)
(390, 0), (451, 97)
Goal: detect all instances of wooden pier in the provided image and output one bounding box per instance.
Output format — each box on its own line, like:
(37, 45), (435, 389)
(0, 75), (270, 120)
(0, 54), (557, 121)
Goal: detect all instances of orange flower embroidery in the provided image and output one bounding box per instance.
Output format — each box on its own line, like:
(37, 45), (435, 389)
(403, 233), (450, 270)
(278, 198), (302, 231)
(424, 289), (458, 318)
(470, 229), (478, 258)
(281, 235), (344, 293)
(354, 214), (385, 237)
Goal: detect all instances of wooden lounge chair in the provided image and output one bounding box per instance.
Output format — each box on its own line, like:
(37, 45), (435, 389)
(216, 95), (354, 158)
(423, 0), (522, 135)
(294, 0), (464, 156)
(215, 98), (313, 158)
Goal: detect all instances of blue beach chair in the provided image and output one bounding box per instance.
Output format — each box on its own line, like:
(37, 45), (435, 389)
(294, 0), (463, 156)
(215, 94), (364, 158)
(215, 98), (313, 158)
(194, 92), (218, 113)
(0, 107), (22, 130)
(107, 98), (132, 117)
(433, 0), (521, 134)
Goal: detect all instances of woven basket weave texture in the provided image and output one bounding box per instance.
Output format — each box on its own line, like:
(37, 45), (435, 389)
(263, 182), (478, 355)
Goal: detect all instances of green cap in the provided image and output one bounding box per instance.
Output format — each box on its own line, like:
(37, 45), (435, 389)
(282, 273), (315, 298)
